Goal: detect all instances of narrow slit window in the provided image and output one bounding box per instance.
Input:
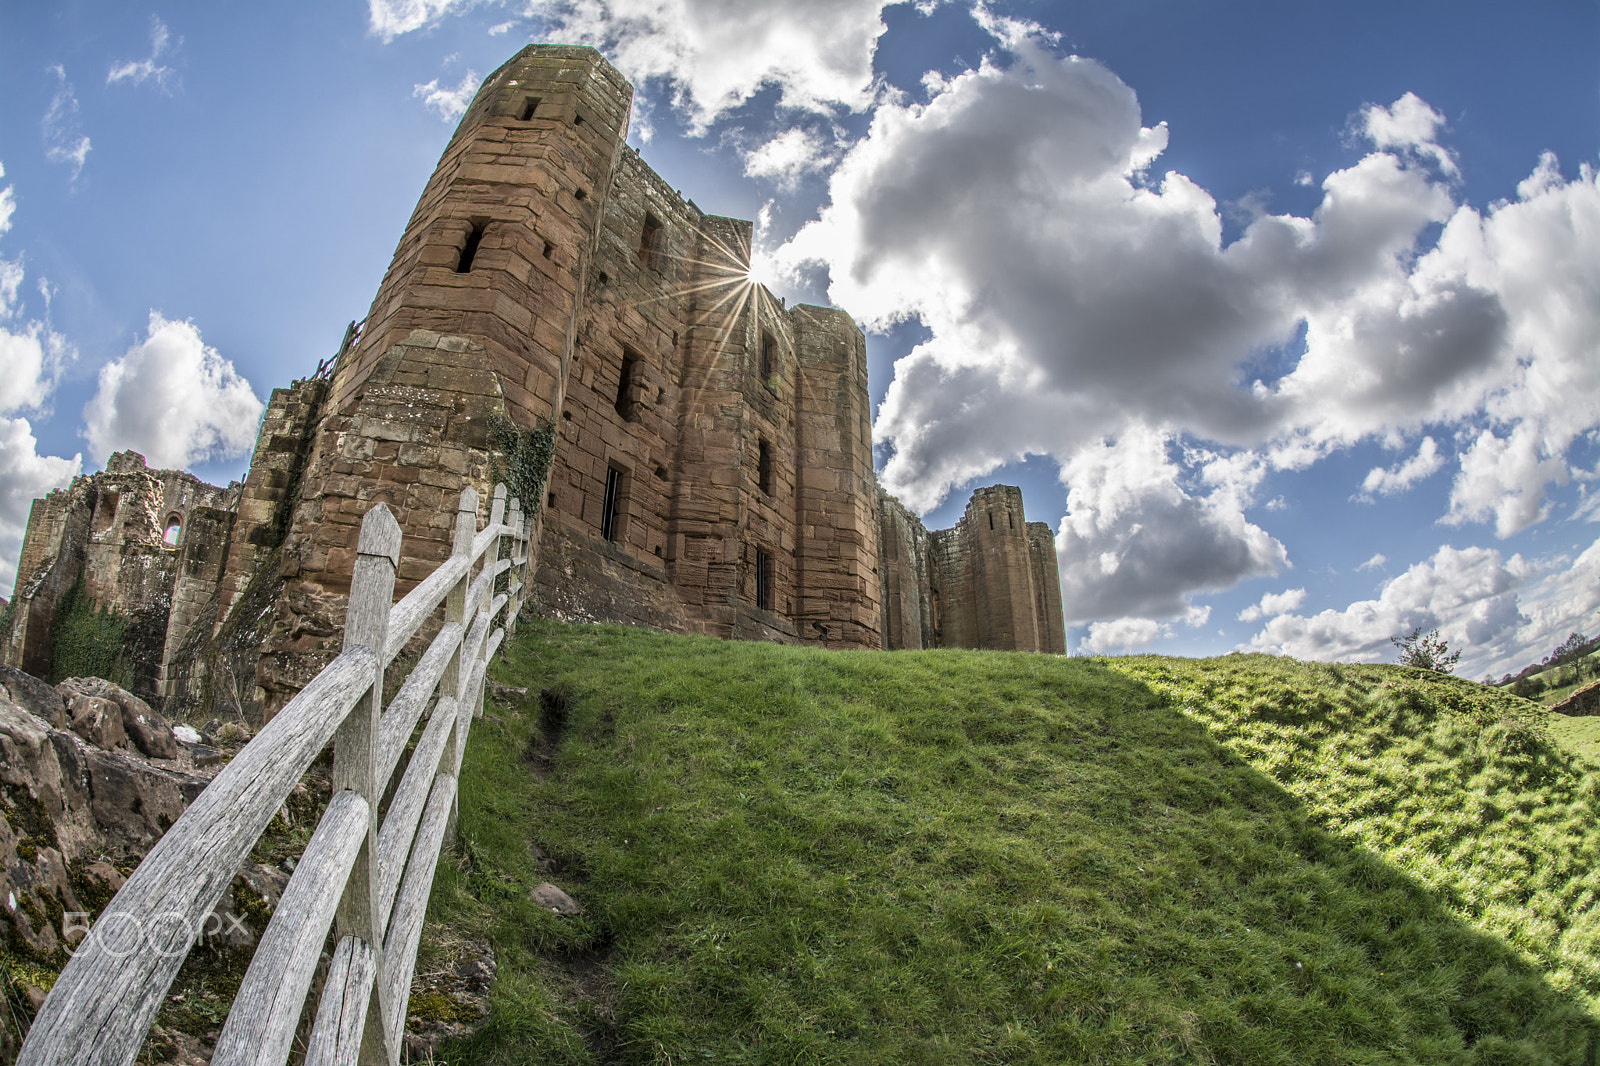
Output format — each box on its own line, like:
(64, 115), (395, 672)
(615, 349), (639, 421)
(519, 96), (541, 121)
(988, 513), (994, 530)
(456, 221), (486, 273)
(639, 212), (662, 267)
(755, 549), (773, 611)
(758, 438), (773, 496)
(759, 331), (775, 382)
(601, 466), (623, 542)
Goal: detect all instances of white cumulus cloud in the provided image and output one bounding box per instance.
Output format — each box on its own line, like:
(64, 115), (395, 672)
(1238, 587), (1307, 623)
(372, 0), (898, 130)
(0, 166), (80, 594)
(1055, 425), (1288, 623)
(768, 15), (1600, 638)
(414, 69), (483, 121)
(369, 0), (482, 42)
(1078, 616), (1167, 655)
(0, 417), (81, 593)
(1358, 435), (1444, 499)
(743, 127), (835, 188)
(1242, 543), (1532, 676)
(82, 312), (263, 469)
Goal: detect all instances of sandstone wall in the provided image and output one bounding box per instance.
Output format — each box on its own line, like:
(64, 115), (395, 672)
(875, 484), (1067, 654)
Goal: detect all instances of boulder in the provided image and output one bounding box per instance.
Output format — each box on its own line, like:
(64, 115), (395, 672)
(65, 693), (127, 751)
(2, 690), (214, 963)
(57, 675), (178, 760)
(0, 664), (66, 728)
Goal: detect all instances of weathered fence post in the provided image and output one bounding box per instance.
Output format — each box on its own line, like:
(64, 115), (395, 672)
(473, 487), (506, 725)
(505, 495), (524, 639)
(442, 487), (477, 844)
(334, 503), (401, 1064)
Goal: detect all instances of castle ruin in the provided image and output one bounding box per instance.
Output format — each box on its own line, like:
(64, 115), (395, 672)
(2, 45), (1066, 719)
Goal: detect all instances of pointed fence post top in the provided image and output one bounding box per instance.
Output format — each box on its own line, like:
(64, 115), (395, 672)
(356, 502), (402, 565)
(489, 484), (507, 527)
(457, 486), (479, 519)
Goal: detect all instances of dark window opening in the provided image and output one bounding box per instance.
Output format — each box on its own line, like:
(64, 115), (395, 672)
(92, 490), (120, 532)
(654, 464), (667, 480)
(757, 438), (773, 496)
(988, 513), (994, 530)
(601, 466), (623, 542)
(615, 350), (640, 421)
(755, 549), (773, 611)
(456, 220), (486, 273)
(759, 331), (775, 381)
(542, 240), (554, 259)
(1008, 512), (1014, 528)
(639, 212), (662, 267)
(519, 96), (541, 121)
(548, 492), (556, 509)
(573, 112), (585, 126)
(575, 187), (588, 201)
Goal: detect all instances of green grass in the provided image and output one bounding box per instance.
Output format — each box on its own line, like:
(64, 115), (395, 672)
(1548, 715), (1600, 767)
(426, 623), (1600, 1065)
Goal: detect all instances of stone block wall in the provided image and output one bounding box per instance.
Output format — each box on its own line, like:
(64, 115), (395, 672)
(876, 484), (1067, 655)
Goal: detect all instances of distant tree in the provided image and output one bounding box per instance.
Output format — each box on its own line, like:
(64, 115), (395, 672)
(1391, 627), (1461, 674)
(1551, 631), (1589, 666)
(1511, 675), (1546, 699)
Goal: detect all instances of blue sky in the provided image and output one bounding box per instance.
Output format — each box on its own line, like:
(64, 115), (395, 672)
(2, 1), (1598, 679)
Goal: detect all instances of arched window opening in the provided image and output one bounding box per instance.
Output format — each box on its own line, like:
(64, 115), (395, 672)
(163, 515), (182, 546)
(757, 438), (773, 496)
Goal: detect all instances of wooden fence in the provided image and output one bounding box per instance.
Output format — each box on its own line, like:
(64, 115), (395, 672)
(18, 485), (531, 1066)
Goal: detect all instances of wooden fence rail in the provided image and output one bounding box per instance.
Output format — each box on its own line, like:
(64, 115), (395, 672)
(18, 485), (531, 1066)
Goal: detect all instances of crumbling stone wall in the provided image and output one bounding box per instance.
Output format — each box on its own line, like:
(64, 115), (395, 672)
(1, 454), (238, 700)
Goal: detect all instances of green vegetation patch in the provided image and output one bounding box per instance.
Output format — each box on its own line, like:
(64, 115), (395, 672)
(429, 624), (1600, 1065)
(46, 573), (131, 687)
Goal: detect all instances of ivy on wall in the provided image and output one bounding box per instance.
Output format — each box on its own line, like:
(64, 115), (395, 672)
(48, 574), (132, 687)
(488, 414), (557, 518)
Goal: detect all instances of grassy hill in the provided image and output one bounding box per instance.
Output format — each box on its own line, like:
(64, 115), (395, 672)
(423, 621), (1600, 1064)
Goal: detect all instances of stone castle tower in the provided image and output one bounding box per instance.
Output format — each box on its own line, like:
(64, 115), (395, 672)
(3, 44), (1066, 719)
